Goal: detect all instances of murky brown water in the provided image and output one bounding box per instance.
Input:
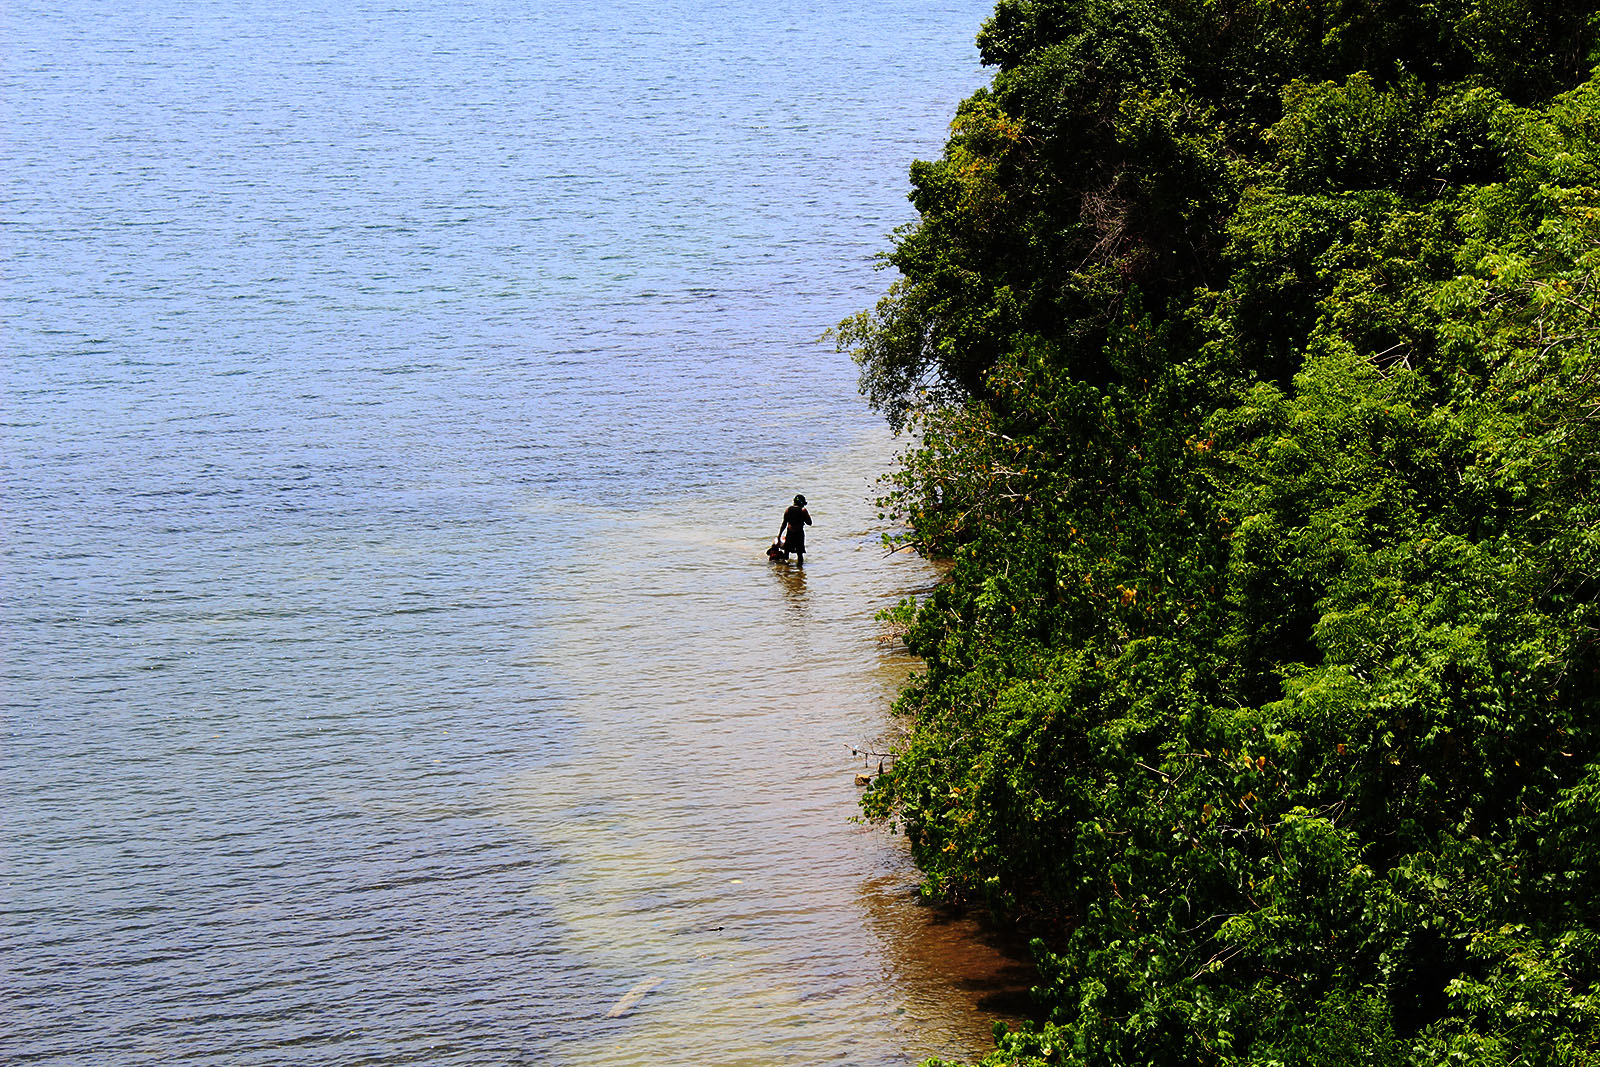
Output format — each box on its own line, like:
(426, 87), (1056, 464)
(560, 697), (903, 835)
(494, 436), (1030, 1065)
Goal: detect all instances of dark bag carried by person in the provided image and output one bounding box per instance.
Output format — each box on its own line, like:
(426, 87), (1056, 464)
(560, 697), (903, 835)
(766, 536), (785, 560)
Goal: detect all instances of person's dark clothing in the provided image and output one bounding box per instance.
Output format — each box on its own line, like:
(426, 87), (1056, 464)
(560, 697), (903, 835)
(781, 505), (811, 555)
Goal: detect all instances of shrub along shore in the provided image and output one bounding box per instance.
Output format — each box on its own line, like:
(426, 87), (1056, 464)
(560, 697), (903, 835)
(839, 2), (1600, 1063)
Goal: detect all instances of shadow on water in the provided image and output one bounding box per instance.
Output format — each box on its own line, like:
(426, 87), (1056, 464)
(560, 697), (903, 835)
(856, 870), (1040, 1057)
(910, 905), (1039, 1020)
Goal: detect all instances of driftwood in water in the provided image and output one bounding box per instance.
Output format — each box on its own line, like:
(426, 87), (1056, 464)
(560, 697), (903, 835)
(604, 976), (662, 1018)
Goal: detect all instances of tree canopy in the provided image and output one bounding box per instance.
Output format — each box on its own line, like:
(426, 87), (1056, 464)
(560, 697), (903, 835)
(839, 2), (1600, 1063)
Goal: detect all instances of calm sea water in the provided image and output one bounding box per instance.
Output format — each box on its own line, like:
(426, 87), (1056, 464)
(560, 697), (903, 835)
(1, 1), (1023, 1064)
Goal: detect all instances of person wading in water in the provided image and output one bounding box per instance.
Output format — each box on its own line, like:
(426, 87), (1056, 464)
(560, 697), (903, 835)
(778, 494), (811, 565)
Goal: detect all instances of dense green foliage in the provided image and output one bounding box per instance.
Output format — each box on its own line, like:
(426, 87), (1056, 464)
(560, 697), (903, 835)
(840, 2), (1600, 1062)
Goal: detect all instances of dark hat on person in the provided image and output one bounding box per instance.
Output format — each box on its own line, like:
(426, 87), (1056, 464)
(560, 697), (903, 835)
(794, 494), (806, 506)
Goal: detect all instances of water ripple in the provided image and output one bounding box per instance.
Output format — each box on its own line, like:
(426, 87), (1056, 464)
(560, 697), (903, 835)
(1, 1), (1021, 1064)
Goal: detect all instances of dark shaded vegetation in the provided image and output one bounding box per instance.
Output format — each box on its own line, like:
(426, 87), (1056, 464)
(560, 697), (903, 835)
(838, 1), (1600, 1062)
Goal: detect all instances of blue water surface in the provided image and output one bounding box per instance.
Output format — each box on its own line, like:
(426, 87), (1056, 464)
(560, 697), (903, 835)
(2, 2), (1003, 1064)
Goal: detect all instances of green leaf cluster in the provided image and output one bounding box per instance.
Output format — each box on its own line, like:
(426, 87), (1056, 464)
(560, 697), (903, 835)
(843, 2), (1600, 1063)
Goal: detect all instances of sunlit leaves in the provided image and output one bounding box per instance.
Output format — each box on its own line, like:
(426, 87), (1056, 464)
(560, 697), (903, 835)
(846, 2), (1600, 1064)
